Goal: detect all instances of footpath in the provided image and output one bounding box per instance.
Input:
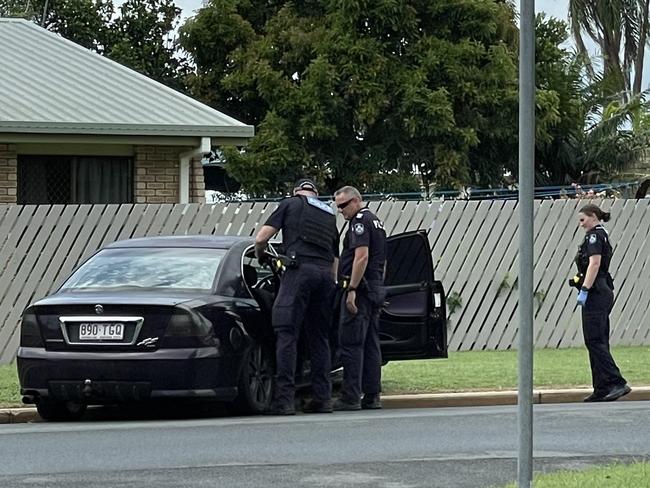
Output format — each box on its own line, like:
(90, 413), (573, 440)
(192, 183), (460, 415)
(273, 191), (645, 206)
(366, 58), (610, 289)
(1, 386), (649, 424)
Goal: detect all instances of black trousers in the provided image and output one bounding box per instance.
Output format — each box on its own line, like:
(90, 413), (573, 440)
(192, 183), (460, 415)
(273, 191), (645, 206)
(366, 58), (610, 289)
(338, 282), (385, 403)
(272, 264), (335, 407)
(581, 278), (626, 395)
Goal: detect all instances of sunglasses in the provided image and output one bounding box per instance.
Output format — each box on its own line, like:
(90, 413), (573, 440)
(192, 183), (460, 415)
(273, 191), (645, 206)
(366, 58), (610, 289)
(337, 198), (355, 209)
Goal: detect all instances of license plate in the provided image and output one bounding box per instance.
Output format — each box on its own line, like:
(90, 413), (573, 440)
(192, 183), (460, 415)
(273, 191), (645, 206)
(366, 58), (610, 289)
(79, 323), (124, 340)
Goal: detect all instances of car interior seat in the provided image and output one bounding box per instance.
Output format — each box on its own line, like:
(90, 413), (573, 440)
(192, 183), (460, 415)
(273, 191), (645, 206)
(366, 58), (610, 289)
(242, 263), (274, 318)
(242, 263), (258, 290)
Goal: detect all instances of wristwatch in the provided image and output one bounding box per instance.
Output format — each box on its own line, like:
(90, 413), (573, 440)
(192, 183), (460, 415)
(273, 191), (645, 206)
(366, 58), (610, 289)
(580, 286), (590, 291)
(348, 286), (357, 292)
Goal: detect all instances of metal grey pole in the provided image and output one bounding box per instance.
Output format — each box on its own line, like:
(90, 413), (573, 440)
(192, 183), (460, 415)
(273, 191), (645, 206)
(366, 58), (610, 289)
(518, 0), (535, 486)
(40, 0), (49, 26)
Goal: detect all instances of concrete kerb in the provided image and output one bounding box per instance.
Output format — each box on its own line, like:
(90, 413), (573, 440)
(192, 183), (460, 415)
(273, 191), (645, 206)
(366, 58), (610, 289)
(381, 386), (650, 409)
(1, 387), (649, 424)
(0, 407), (40, 424)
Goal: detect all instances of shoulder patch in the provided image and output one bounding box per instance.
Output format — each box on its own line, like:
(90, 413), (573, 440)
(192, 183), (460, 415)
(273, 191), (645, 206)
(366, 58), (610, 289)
(353, 223), (365, 235)
(588, 234), (597, 244)
(306, 196), (335, 215)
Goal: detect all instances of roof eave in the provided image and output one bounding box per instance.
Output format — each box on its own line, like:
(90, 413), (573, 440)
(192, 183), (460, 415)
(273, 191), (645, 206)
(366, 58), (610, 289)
(0, 122), (255, 139)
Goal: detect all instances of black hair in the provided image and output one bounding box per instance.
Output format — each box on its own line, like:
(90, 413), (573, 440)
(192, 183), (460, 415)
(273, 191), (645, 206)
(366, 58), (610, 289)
(579, 203), (611, 222)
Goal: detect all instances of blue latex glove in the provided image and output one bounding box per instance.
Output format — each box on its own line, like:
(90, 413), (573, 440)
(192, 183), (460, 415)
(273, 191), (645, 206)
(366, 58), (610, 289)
(577, 288), (588, 306)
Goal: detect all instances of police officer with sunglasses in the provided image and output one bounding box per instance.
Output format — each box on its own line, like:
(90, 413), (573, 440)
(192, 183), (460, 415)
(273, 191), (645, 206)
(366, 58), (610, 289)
(254, 178), (339, 415)
(333, 186), (386, 411)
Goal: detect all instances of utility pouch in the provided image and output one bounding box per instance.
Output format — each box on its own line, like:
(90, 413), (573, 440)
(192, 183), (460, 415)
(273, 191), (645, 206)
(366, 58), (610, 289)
(568, 273), (584, 289)
(336, 276), (370, 293)
(267, 253), (298, 272)
(337, 275), (351, 290)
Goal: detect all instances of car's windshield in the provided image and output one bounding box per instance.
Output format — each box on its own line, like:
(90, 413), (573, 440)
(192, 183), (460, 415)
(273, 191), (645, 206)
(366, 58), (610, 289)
(60, 247), (226, 292)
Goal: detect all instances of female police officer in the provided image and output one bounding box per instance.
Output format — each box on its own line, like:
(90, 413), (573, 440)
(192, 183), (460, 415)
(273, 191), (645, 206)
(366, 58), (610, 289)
(575, 203), (631, 402)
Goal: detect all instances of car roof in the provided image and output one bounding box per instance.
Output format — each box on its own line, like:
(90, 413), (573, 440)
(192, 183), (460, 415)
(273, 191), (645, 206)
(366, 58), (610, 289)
(104, 235), (254, 250)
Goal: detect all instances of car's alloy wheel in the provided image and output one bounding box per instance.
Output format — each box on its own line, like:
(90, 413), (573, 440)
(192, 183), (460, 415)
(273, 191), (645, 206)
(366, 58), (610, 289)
(230, 340), (274, 414)
(36, 399), (87, 421)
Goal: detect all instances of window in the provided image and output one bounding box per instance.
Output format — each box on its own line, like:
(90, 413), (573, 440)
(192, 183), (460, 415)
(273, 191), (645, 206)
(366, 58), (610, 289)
(385, 232), (433, 286)
(17, 155), (133, 204)
(60, 248), (226, 293)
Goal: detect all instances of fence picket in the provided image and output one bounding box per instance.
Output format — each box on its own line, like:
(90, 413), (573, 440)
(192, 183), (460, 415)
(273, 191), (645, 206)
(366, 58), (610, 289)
(0, 200), (649, 363)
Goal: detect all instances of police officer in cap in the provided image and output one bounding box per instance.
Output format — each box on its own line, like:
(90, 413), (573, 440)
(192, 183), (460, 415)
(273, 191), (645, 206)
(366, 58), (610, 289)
(574, 203), (631, 402)
(333, 186), (386, 411)
(254, 178), (339, 415)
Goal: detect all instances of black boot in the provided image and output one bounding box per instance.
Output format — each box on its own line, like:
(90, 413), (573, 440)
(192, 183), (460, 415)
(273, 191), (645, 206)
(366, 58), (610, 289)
(302, 399), (333, 413)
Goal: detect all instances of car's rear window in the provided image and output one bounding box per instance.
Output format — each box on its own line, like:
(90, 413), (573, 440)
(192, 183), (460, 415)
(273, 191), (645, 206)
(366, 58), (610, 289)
(60, 247), (227, 292)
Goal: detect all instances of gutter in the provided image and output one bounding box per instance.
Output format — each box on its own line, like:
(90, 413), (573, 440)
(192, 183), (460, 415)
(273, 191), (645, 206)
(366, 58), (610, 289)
(179, 137), (211, 204)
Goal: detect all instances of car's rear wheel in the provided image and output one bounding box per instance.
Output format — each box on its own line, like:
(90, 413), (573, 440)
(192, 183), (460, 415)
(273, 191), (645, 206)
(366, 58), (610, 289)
(36, 399), (87, 421)
(228, 340), (274, 415)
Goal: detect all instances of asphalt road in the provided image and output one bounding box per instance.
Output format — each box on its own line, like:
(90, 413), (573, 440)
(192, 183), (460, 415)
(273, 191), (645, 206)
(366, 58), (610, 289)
(0, 402), (649, 487)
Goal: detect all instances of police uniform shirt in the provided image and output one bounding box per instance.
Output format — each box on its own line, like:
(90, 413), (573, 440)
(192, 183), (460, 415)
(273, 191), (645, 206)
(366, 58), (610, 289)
(340, 208), (386, 281)
(579, 224), (612, 275)
(265, 195), (339, 264)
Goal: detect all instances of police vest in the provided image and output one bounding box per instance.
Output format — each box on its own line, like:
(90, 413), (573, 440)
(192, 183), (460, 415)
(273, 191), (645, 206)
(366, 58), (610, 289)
(575, 226), (613, 275)
(292, 195), (337, 253)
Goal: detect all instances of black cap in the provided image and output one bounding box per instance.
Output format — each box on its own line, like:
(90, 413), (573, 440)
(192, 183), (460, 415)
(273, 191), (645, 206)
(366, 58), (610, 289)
(294, 178), (318, 194)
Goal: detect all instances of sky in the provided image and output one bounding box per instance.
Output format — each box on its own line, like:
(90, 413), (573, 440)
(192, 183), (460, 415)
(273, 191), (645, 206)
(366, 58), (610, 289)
(170, 0), (650, 92)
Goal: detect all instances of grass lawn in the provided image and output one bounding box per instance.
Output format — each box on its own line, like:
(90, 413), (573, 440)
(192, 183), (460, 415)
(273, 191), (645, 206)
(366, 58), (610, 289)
(382, 346), (650, 394)
(0, 362), (20, 408)
(0, 346), (648, 407)
(500, 461), (650, 487)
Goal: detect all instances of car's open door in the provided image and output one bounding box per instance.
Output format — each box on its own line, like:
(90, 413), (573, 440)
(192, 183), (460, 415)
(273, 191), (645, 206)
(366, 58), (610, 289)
(380, 230), (447, 361)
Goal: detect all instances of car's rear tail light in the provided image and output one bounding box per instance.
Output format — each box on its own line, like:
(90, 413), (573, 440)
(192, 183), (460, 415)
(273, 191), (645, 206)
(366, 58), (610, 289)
(165, 310), (211, 338)
(162, 309), (218, 349)
(20, 310), (44, 347)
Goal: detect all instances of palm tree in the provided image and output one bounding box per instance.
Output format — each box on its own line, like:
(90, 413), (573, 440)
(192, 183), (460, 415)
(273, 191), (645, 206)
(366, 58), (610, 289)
(569, 0), (650, 99)
(534, 24), (650, 187)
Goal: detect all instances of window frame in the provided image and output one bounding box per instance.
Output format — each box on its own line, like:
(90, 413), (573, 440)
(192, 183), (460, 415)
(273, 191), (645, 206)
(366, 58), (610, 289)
(17, 154), (134, 205)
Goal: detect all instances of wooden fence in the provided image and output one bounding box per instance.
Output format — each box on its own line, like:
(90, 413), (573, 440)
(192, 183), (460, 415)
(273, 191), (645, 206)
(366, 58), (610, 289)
(0, 199), (649, 363)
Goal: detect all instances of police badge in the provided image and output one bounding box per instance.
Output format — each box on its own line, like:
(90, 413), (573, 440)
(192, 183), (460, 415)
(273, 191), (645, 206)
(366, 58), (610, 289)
(353, 223), (365, 235)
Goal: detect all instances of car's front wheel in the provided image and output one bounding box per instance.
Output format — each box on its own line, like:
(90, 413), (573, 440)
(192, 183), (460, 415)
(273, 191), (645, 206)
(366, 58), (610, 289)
(36, 399), (87, 421)
(228, 340), (274, 415)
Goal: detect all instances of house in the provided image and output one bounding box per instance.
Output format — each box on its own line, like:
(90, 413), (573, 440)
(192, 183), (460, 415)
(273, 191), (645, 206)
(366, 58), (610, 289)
(0, 18), (254, 205)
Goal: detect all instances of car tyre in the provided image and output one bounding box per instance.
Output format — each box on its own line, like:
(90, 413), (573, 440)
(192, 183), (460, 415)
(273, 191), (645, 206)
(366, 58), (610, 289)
(228, 340), (274, 415)
(36, 399), (87, 421)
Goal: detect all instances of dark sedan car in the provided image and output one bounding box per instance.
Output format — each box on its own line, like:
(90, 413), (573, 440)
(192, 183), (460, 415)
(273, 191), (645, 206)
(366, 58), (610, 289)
(17, 231), (447, 420)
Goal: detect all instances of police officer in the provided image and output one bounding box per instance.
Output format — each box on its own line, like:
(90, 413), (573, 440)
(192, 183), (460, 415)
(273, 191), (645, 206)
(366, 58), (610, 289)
(254, 178), (339, 415)
(333, 186), (386, 411)
(574, 203), (631, 402)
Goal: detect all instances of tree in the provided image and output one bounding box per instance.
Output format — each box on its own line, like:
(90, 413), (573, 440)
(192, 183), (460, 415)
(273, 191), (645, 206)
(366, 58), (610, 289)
(182, 0), (525, 196)
(107, 0), (190, 90)
(179, 0), (259, 121)
(0, 0), (114, 52)
(534, 14), (588, 184)
(569, 0), (650, 98)
(535, 14), (650, 185)
(0, 0), (33, 17)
